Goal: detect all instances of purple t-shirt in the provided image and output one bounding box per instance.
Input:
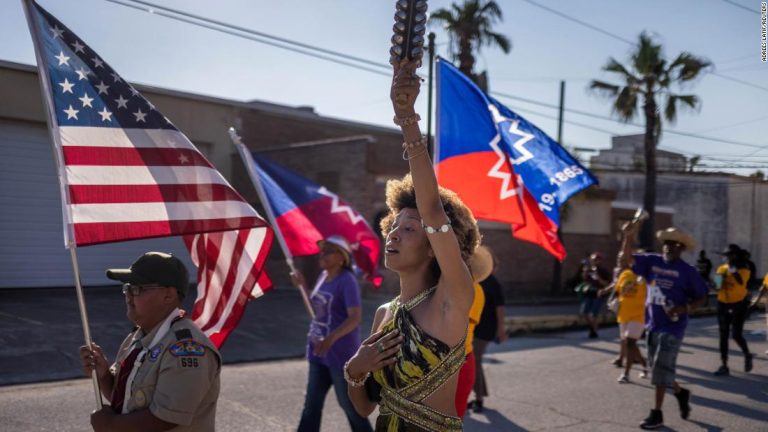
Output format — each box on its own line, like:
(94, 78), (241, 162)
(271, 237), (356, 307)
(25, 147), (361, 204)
(633, 253), (708, 339)
(306, 270), (362, 369)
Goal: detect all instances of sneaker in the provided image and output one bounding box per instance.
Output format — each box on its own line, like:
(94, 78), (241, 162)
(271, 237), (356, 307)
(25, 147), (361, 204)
(713, 365), (730, 376)
(639, 369), (648, 379)
(640, 409), (664, 429)
(588, 330), (598, 339)
(674, 388), (691, 420)
(611, 358), (623, 368)
(617, 373), (630, 383)
(745, 354), (754, 373)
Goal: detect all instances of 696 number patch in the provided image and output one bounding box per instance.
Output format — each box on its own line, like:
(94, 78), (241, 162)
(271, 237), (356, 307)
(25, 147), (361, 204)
(181, 357), (199, 368)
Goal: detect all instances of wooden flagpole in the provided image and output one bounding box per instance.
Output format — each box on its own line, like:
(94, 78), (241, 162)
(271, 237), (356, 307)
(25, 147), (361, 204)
(228, 128), (315, 319)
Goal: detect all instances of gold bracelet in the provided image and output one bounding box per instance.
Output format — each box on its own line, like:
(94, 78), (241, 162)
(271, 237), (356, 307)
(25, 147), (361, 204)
(401, 136), (428, 161)
(393, 113), (421, 127)
(343, 360), (369, 387)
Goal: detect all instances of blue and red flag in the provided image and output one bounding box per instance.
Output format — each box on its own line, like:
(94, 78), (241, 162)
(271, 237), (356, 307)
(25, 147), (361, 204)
(250, 154), (382, 286)
(435, 59), (597, 260)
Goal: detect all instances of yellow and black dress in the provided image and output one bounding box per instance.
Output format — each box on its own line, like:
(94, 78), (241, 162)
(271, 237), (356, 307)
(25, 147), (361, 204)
(372, 286), (466, 432)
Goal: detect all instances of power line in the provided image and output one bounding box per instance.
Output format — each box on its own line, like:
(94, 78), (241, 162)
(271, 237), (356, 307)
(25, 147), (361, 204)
(104, 0), (391, 77)
(491, 90), (767, 150)
(721, 0), (759, 14)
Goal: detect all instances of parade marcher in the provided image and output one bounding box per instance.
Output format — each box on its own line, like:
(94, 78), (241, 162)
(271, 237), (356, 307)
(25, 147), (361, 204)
(712, 244), (753, 376)
(619, 225), (708, 430)
(599, 251), (648, 383)
(293, 235), (373, 432)
(695, 250), (713, 288)
(345, 58), (481, 432)
(454, 247), (487, 417)
(78, 252), (221, 432)
(748, 272), (768, 355)
(577, 252), (611, 339)
(467, 246), (508, 414)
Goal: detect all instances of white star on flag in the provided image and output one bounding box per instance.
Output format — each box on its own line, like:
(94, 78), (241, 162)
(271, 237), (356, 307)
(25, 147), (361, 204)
(97, 107), (112, 122)
(92, 57), (104, 68)
(49, 25), (64, 39)
(71, 40), (85, 53)
(59, 78), (74, 93)
(95, 81), (109, 95)
(78, 93), (93, 108)
(178, 154), (190, 164)
(63, 105), (78, 119)
(115, 95), (129, 109)
(55, 51), (70, 66)
(75, 68), (89, 81)
(133, 109), (147, 122)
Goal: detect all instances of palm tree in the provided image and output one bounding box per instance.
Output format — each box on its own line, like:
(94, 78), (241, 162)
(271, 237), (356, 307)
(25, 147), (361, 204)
(429, 0), (511, 90)
(590, 32), (710, 250)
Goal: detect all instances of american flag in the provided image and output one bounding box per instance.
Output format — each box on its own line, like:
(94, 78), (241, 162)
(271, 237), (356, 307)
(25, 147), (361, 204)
(25, 1), (274, 346)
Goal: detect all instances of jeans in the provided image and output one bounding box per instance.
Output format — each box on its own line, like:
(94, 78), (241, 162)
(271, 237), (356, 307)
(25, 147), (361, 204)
(298, 361), (373, 432)
(717, 300), (751, 363)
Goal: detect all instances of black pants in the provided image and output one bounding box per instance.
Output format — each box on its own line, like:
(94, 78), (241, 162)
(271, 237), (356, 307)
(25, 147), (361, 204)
(717, 300), (751, 364)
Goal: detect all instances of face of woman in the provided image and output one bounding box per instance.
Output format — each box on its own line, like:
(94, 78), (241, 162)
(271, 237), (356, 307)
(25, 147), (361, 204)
(318, 244), (346, 271)
(383, 208), (433, 272)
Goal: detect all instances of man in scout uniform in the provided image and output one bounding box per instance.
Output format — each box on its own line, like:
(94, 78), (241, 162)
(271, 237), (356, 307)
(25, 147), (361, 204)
(79, 252), (221, 432)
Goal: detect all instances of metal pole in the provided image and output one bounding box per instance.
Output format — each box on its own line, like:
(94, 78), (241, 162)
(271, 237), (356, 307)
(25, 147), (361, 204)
(426, 32), (436, 156)
(229, 128), (315, 319)
(21, 0), (102, 408)
(551, 80), (566, 294)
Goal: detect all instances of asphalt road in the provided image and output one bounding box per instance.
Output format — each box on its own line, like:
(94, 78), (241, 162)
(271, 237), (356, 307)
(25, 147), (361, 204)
(0, 315), (766, 431)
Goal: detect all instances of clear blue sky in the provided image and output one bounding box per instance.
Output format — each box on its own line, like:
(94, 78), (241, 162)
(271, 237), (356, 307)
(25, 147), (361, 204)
(1, 0), (766, 175)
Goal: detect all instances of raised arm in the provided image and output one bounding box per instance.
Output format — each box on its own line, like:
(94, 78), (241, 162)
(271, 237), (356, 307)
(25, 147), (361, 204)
(391, 59), (473, 307)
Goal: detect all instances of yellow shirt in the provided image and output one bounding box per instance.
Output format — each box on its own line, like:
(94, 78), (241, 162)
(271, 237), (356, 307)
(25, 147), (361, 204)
(465, 283), (485, 355)
(615, 269), (646, 324)
(716, 264), (750, 304)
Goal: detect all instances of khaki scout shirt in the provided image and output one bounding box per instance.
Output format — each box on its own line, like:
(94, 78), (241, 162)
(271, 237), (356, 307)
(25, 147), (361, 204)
(110, 315), (221, 431)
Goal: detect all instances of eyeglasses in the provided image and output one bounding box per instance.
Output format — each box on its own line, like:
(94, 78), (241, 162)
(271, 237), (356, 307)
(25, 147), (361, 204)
(319, 247), (341, 256)
(122, 283), (166, 297)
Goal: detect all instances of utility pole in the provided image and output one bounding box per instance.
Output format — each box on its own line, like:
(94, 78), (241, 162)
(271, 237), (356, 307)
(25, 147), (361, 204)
(550, 80), (566, 295)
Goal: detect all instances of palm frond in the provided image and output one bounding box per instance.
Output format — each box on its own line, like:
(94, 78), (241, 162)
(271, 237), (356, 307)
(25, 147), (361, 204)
(668, 52), (712, 81)
(664, 95), (678, 124)
(603, 58), (638, 82)
(613, 86), (639, 122)
(483, 30), (511, 53)
(589, 80), (621, 97)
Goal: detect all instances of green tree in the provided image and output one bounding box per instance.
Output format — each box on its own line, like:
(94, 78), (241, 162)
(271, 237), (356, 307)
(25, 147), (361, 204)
(590, 32), (710, 250)
(429, 0), (511, 90)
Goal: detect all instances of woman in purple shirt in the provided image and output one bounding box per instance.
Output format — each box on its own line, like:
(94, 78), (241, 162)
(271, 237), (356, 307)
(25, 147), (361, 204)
(293, 236), (373, 432)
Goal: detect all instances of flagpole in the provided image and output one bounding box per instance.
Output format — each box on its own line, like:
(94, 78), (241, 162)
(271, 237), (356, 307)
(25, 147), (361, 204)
(550, 80), (566, 294)
(21, 0), (102, 409)
(229, 128), (315, 320)
(426, 32), (435, 156)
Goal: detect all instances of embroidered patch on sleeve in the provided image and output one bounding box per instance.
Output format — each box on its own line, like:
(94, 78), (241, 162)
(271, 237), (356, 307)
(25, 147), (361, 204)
(169, 340), (206, 357)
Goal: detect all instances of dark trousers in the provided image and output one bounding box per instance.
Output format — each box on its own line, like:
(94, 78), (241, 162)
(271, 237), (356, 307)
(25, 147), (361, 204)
(298, 361), (373, 432)
(717, 300), (751, 364)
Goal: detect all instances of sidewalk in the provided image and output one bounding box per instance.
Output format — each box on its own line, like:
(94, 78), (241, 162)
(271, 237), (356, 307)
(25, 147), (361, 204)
(0, 286), (717, 386)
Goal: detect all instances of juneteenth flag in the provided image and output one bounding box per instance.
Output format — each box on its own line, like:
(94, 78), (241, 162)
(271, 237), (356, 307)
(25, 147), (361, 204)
(24, 0), (273, 347)
(435, 59), (597, 260)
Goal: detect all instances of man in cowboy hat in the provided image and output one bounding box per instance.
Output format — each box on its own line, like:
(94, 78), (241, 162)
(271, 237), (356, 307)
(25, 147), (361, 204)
(619, 225), (708, 430)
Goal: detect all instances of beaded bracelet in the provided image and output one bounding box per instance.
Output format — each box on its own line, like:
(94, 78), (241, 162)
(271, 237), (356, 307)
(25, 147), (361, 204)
(343, 360), (369, 387)
(401, 136), (429, 160)
(393, 113), (421, 127)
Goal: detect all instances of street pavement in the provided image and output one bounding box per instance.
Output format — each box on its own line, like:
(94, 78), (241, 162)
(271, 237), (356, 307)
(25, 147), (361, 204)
(0, 315), (766, 431)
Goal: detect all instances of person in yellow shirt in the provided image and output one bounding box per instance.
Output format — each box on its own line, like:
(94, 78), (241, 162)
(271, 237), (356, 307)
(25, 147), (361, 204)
(455, 247), (488, 417)
(601, 251), (648, 383)
(748, 272), (768, 355)
(713, 244), (753, 376)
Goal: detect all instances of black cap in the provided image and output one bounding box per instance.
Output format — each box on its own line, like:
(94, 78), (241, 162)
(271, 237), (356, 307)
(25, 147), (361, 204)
(106, 252), (189, 297)
(719, 244), (742, 256)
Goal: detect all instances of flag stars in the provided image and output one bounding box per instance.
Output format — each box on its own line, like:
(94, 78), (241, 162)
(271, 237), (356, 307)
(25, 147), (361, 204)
(75, 68), (89, 81)
(50, 25), (64, 39)
(55, 51), (70, 66)
(92, 57), (104, 68)
(115, 95), (129, 109)
(71, 40), (85, 54)
(78, 93), (94, 108)
(98, 107), (113, 122)
(133, 109), (147, 123)
(63, 105), (79, 120)
(111, 72), (122, 83)
(59, 78), (74, 94)
(129, 86), (140, 97)
(178, 154), (190, 164)
(95, 81), (109, 95)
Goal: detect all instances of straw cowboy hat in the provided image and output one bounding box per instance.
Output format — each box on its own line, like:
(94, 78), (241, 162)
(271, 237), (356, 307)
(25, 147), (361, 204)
(469, 245), (494, 283)
(316, 235), (353, 268)
(656, 228), (696, 251)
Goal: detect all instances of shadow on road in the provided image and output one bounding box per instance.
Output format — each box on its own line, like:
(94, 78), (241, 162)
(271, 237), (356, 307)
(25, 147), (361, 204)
(464, 408), (527, 431)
